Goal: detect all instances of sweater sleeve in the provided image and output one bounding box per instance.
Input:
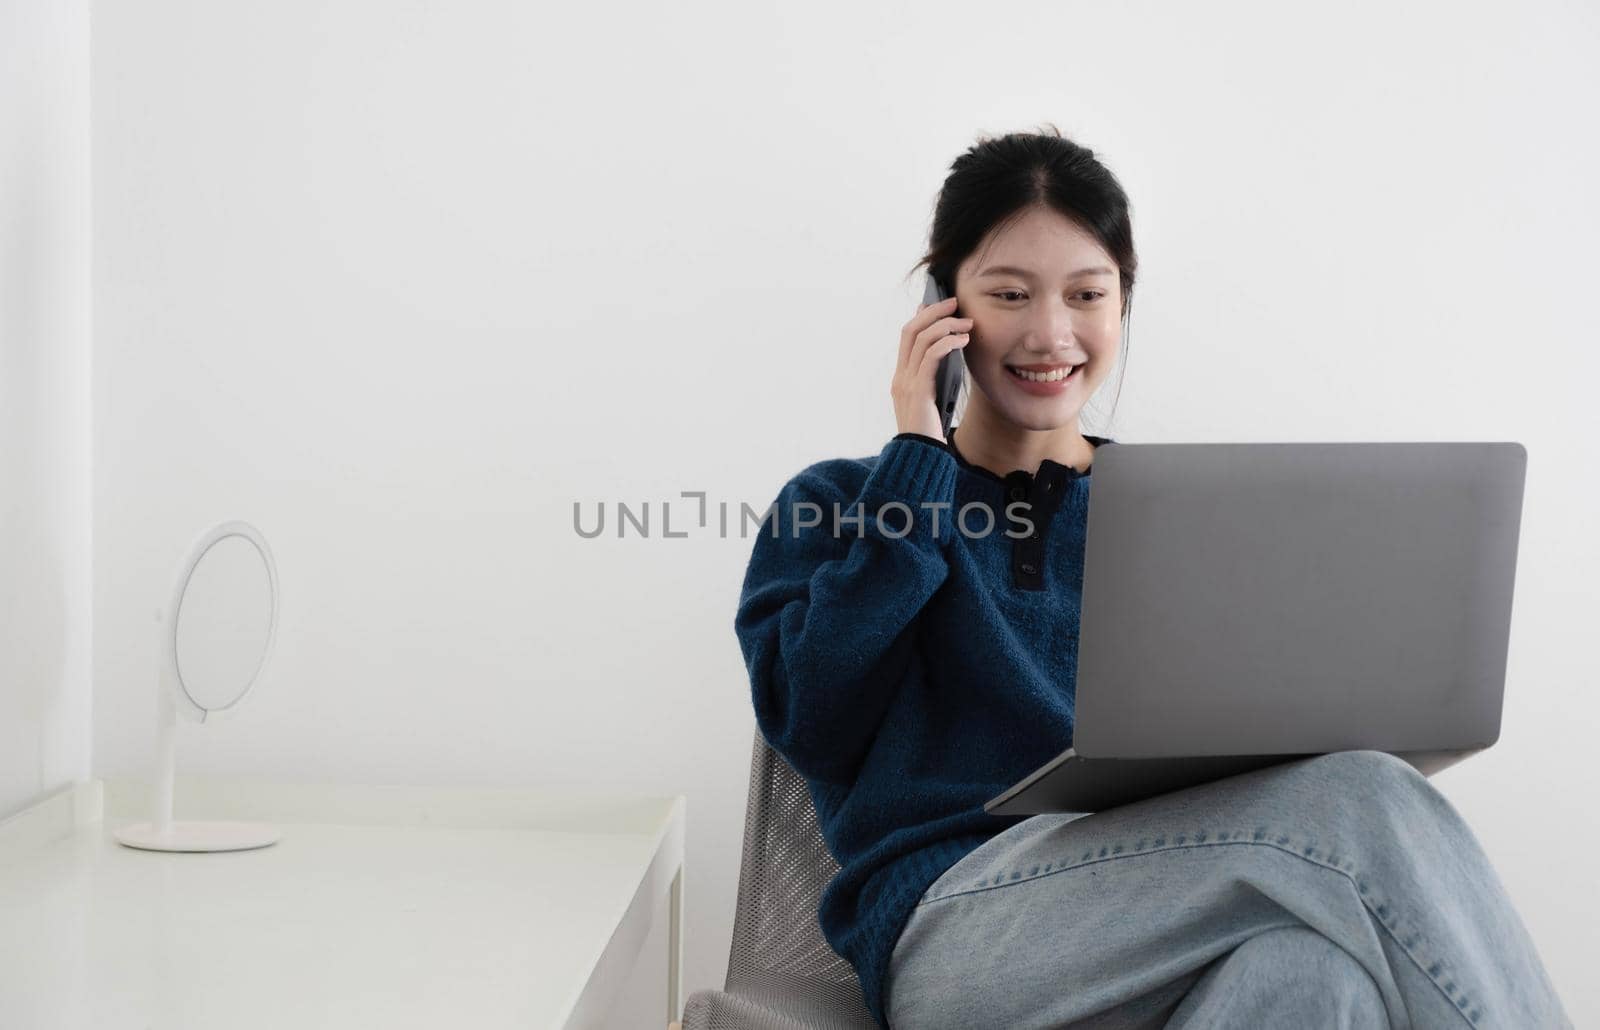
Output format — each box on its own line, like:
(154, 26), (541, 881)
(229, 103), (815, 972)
(735, 436), (959, 786)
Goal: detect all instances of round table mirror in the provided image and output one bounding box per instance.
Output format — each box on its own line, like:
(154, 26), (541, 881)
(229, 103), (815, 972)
(174, 532), (276, 714)
(114, 520), (282, 853)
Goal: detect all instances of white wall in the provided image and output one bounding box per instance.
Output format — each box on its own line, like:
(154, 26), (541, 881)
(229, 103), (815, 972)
(89, 0), (1598, 1023)
(0, 0), (92, 823)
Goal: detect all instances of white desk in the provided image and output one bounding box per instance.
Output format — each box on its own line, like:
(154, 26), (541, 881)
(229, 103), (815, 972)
(0, 776), (685, 1029)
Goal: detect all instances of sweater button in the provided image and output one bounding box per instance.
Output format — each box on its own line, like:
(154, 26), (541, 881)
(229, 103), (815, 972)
(1008, 486), (1026, 502)
(1020, 562), (1038, 575)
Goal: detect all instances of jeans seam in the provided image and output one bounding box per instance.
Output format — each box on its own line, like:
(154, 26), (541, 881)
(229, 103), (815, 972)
(917, 828), (1482, 1027)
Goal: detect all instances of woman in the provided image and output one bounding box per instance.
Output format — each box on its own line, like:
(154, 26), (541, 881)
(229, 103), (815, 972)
(732, 125), (1570, 1029)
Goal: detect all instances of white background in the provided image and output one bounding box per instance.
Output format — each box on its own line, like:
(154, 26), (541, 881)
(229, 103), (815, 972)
(6, 0), (1596, 1023)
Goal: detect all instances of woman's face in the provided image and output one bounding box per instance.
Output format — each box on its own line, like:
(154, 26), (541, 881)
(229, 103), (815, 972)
(953, 207), (1123, 432)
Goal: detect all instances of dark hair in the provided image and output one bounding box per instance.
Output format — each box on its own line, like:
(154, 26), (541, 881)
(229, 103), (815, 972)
(905, 122), (1138, 431)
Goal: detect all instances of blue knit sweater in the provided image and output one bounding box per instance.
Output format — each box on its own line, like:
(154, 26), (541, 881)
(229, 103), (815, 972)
(734, 425), (1114, 1027)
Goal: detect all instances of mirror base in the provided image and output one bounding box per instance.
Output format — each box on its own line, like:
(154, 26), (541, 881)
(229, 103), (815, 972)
(113, 820), (281, 852)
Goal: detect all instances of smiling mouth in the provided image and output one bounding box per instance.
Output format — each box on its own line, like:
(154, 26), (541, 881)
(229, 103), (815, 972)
(1006, 364), (1081, 383)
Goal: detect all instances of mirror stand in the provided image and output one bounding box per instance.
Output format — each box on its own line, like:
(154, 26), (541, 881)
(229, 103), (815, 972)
(113, 672), (282, 852)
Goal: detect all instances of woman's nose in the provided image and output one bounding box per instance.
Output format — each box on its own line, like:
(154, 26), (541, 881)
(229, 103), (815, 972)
(1022, 316), (1076, 352)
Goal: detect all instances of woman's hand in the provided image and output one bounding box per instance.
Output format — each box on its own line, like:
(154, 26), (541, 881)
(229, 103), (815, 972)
(892, 295), (971, 441)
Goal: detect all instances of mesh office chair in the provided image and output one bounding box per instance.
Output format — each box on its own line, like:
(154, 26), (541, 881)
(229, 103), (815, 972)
(681, 729), (882, 1030)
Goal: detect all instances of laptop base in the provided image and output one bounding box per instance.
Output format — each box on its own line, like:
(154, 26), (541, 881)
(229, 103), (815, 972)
(984, 746), (1485, 816)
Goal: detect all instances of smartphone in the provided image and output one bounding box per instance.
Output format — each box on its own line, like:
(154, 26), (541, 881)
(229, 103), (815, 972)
(922, 273), (965, 436)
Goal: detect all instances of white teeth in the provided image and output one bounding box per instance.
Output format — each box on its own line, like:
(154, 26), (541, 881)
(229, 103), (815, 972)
(1010, 365), (1077, 382)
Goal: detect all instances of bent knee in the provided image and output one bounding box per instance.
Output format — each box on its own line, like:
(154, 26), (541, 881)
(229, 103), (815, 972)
(1297, 748), (1426, 795)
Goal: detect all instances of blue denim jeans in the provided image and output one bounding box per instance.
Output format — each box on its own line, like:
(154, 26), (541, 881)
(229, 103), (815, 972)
(884, 750), (1571, 1029)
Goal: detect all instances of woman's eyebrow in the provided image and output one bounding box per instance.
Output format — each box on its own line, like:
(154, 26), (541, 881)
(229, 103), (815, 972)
(975, 265), (1115, 280)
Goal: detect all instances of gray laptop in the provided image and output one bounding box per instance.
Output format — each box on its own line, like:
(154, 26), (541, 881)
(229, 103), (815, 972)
(985, 440), (1527, 816)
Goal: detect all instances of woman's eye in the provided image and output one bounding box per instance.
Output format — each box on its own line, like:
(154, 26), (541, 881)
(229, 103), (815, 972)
(993, 290), (1105, 303)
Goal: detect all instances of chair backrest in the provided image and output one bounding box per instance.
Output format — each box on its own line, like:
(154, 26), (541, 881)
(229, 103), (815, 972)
(719, 728), (878, 1022)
